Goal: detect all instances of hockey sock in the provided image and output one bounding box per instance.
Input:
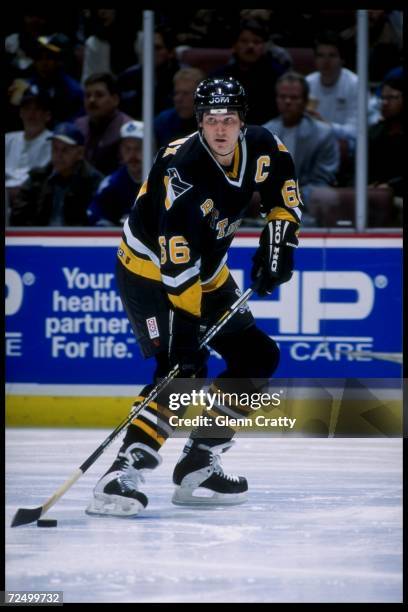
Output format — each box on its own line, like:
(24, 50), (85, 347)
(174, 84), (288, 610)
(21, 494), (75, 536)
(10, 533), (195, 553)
(125, 377), (200, 451)
(189, 379), (256, 443)
(125, 394), (175, 452)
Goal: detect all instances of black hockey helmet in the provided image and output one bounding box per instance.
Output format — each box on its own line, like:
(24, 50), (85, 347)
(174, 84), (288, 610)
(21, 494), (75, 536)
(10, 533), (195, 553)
(194, 77), (248, 122)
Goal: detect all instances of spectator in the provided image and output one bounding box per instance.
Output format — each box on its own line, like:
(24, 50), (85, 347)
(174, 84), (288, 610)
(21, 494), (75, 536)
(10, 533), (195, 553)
(118, 25), (180, 119)
(174, 9), (239, 48)
(263, 72), (339, 226)
(5, 85), (51, 223)
(212, 18), (290, 124)
(81, 9), (137, 83)
(341, 10), (403, 82)
(6, 85), (53, 211)
(154, 68), (205, 148)
(7, 33), (84, 125)
(75, 72), (133, 175)
(87, 120), (143, 226)
(306, 31), (380, 155)
(5, 11), (50, 76)
(9, 122), (103, 227)
(306, 32), (358, 146)
(239, 9), (293, 70)
(368, 77), (403, 221)
(259, 11), (321, 48)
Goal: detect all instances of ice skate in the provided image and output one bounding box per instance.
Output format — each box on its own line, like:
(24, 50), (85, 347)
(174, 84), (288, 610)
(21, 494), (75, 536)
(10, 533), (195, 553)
(172, 439), (248, 506)
(86, 442), (161, 517)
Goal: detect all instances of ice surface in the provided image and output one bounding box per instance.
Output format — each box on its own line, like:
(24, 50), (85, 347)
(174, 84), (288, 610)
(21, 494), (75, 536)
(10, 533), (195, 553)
(5, 429), (402, 603)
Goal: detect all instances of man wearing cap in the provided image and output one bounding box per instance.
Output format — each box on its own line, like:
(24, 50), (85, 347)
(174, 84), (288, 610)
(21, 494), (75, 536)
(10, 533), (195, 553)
(10, 33), (84, 124)
(9, 122), (103, 226)
(87, 120), (144, 226)
(6, 85), (53, 215)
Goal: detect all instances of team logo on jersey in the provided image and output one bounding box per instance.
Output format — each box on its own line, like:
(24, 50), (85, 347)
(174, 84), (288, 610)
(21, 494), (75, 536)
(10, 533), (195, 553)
(164, 168), (193, 210)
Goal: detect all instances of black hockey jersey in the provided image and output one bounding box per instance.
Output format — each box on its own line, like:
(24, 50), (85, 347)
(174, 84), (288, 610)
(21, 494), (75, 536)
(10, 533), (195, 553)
(118, 126), (303, 318)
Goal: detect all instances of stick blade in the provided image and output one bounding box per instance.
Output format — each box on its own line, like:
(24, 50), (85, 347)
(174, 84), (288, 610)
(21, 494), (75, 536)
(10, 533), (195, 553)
(11, 506), (43, 527)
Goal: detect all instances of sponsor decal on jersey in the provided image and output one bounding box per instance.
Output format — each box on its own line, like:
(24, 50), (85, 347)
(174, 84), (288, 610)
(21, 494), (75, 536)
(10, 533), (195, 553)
(146, 316), (160, 339)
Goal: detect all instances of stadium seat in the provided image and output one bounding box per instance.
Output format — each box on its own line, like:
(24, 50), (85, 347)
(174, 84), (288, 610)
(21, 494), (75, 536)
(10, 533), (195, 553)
(286, 48), (316, 75)
(321, 187), (395, 227)
(318, 9), (356, 32)
(176, 46), (232, 75)
(176, 46), (316, 76)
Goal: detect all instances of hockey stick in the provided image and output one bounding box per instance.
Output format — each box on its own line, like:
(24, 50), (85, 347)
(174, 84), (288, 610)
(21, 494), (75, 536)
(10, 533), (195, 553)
(11, 284), (256, 526)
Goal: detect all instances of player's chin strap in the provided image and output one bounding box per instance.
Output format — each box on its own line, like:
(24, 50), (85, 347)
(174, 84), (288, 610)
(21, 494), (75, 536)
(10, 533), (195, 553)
(10, 281), (259, 527)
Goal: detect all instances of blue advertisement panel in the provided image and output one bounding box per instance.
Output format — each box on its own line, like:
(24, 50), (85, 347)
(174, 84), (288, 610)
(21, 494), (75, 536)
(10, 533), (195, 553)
(5, 234), (402, 390)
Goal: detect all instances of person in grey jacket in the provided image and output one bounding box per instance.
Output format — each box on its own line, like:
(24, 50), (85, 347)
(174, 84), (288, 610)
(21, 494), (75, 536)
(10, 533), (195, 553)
(9, 122), (103, 226)
(263, 72), (339, 226)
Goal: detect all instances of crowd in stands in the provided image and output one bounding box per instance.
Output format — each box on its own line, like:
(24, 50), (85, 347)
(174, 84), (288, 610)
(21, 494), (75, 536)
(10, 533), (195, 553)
(5, 9), (403, 228)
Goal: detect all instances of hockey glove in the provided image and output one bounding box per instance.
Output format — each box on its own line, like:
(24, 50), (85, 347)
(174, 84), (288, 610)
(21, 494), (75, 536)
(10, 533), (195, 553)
(251, 219), (299, 296)
(169, 308), (209, 377)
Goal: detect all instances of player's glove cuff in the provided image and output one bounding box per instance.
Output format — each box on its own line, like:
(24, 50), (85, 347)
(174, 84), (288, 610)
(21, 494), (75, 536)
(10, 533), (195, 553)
(251, 219), (299, 296)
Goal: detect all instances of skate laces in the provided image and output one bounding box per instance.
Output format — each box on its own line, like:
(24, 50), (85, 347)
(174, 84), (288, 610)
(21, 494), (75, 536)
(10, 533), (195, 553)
(205, 441), (240, 483)
(211, 453), (240, 482)
(119, 471), (145, 493)
(116, 453), (146, 492)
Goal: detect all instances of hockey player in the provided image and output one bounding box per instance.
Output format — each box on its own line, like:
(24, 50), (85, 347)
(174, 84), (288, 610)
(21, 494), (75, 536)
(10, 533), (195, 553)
(86, 77), (303, 517)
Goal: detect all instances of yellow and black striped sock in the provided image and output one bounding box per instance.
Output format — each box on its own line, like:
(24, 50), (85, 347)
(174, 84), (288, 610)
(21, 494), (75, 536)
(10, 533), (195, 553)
(191, 381), (255, 442)
(123, 395), (176, 452)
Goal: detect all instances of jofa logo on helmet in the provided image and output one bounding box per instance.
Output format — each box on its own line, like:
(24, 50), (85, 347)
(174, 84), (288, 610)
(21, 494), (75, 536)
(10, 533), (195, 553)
(210, 96), (230, 104)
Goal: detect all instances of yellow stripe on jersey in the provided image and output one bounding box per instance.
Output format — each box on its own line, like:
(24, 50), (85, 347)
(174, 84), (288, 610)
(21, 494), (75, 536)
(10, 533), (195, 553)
(117, 240), (161, 281)
(163, 175), (172, 210)
(273, 135), (289, 153)
(168, 136), (191, 147)
(136, 181), (148, 200)
(226, 143), (240, 178)
(267, 207), (300, 224)
(202, 265), (229, 293)
(163, 147), (178, 158)
(168, 279), (202, 317)
(163, 135), (194, 158)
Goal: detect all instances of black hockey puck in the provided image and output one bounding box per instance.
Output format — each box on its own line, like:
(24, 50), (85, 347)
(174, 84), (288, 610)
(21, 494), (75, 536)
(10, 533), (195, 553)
(37, 519), (58, 527)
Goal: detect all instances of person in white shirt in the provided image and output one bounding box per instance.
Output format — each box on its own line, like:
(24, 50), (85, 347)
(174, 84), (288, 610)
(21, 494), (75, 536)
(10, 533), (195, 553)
(306, 31), (380, 153)
(5, 84), (53, 208)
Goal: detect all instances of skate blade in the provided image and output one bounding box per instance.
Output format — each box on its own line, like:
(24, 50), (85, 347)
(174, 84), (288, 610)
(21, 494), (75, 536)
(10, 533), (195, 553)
(85, 494), (145, 517)
(172, 486), (248, 506)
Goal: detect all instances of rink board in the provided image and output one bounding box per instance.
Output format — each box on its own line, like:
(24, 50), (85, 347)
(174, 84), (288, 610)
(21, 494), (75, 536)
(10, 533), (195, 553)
(5, 393), (402, 435)
(5, 233), (402, 426)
